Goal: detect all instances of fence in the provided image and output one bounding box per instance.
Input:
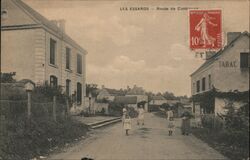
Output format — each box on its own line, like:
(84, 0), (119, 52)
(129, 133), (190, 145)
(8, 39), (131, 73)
(200, 113), (225, 131)
(0, 96), (69, 137)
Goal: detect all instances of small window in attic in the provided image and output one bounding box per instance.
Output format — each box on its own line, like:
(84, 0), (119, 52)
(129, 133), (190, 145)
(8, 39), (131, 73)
(1, 9), (8, 19)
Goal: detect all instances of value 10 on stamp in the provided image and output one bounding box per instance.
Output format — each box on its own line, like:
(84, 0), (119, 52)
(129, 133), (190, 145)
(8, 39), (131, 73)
(189, 10), (222, 50)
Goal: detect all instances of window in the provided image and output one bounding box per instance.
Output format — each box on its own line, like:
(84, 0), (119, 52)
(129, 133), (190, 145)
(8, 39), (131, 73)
(77, 54), (82, 74)
(240, 53), (249, 68)
(77, 82), (82, 104)
(66, 47), (71, 69)
(50, 75), (57, 87)
(50, 38), (56, 65)
(66, 79), (71, 96)
(202, 77), (206, 91)
(193, 82), (195, 94)
(208, 74), (211, 89)
(1, 9), (8, 19)
(196, 80), (200, 93)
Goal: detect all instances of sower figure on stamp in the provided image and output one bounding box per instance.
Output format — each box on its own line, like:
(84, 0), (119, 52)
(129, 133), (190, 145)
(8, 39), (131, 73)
(195, 12), (217, 47)
(137, 105), (145, 126)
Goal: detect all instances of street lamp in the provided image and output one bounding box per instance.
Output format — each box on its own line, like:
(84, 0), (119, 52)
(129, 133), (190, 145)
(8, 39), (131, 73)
(88, 92), (92, 114)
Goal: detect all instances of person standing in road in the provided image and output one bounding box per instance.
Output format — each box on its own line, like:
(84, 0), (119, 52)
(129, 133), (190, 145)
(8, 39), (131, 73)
(123, 112), (132, 136)
(137, 105), (145, 126)
(181, 111), (193, 136)
(166, 107), (175, 136)
(122, 106), (127, 123)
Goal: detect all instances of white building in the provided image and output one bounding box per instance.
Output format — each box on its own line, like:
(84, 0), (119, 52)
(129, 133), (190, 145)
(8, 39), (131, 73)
(190, 32), (249, 115)
(1, 0), (87, 106)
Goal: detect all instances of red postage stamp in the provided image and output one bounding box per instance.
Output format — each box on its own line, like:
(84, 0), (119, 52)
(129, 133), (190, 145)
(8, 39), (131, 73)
(189, 10), (222, 50)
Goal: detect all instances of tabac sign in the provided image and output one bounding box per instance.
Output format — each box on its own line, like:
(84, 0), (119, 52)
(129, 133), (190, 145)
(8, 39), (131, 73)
(189, 10), (222, 50)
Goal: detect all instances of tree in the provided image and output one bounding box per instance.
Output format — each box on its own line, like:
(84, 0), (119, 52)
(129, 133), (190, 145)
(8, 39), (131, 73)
(145, 91), (155, 101)
(162, 91), (176, 100)
(86, 83), (98, 97)
(0, 72), (16, 83)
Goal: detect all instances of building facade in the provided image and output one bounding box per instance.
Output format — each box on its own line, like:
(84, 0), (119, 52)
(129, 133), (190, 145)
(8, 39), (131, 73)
(190, 32), (249, 115)
(1, 0), (87, 106)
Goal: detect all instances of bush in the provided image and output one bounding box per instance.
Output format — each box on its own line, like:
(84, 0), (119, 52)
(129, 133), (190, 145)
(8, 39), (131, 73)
(108, 102), (123, 116)
(195, 103), (249, 160)
(0, 82), (88, 160)
(1, 117), (88, 160)
(222, 104), (249, 152)
(201, 114), (224, 131)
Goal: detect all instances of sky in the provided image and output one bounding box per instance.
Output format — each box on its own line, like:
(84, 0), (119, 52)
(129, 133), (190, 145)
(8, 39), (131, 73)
(24, 0), (249, 96)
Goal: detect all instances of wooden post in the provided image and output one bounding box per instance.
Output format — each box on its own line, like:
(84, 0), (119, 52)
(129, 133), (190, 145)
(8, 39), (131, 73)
(27, 91), (32, 120)
(89, 97), (91, 114)
(0, 115), (6, 136)
(53, 96), (57, 122)
(66, 98), (69, 119)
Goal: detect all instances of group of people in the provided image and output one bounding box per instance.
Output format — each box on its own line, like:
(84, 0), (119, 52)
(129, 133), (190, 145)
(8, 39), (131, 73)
(166, 107), (192, 136)
(122, 105), (145, 136)
(122, 105), (192, 136)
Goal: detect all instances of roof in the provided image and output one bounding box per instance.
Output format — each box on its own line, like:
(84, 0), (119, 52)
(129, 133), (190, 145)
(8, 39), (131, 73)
(98, 88), (124, 96)
(114, 96), (137, 104)
(126, 86), (145, 95)
(9, 0), (87, 54)
(151, 95), (166, 100)
(106, 88), (124, 95)
(190, 31), (250, 76)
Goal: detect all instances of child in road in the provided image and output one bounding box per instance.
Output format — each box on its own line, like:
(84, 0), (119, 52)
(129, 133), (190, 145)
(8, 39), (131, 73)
(166, 108), (175, 136)
(123, 113), (132, 136)
(168, 117), (175, 136)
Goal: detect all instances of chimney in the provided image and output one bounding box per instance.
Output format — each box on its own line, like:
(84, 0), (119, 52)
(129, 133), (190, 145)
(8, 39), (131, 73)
(227, 32), (241, 44)
(50, 19), (65, 33)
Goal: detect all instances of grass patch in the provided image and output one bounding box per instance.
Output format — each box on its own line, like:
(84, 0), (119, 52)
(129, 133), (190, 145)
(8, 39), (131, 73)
(192, 127), (249, 160)
(0, 117), (89, 160)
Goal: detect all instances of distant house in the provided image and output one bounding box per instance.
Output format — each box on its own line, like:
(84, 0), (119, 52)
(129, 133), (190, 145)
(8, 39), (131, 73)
(126, 85), (148, 111)
(191, 32), (249, 116)
(149, 95), (168, 106)
(176, 101), (192, 117)
(1, 0), (87, 107)
(114, 96), (137, 109)
(97, 86), (124, 102)
(165, 99), (180, 106)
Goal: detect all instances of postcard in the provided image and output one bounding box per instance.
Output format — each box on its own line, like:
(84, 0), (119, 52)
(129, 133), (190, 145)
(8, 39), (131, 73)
(0, 0), (249, 160)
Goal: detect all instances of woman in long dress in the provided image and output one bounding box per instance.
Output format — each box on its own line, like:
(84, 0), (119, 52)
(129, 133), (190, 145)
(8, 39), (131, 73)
(181, 111), (192, 135)
(137, 106), (144, 125)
